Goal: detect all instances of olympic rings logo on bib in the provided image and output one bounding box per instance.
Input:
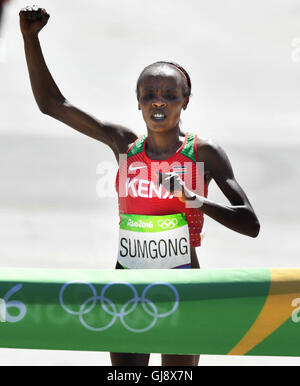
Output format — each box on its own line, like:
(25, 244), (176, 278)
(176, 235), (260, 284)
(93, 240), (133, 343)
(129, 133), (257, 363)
(157, 218), (178, 230)
(59, 281), (179, 333)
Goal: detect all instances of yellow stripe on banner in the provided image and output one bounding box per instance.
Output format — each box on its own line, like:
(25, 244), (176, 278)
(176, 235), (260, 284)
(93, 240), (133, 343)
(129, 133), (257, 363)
(228, 269), (300, 355)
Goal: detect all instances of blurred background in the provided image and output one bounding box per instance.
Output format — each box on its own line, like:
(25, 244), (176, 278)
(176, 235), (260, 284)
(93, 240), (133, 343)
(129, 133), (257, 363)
(0, 0), (300, 365)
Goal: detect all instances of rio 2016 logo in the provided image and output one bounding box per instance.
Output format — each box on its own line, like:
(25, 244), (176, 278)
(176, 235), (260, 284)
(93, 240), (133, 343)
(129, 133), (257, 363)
(0, 284), (26, 323)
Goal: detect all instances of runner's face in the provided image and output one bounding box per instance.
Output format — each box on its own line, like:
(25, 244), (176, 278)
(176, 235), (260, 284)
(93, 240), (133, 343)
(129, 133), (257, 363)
(137, 67), (188, 133)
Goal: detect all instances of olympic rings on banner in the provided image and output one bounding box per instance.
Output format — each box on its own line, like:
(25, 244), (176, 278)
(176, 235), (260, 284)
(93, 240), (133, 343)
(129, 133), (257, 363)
(59, 281), (179, 333)
(157, 218), (178, 230)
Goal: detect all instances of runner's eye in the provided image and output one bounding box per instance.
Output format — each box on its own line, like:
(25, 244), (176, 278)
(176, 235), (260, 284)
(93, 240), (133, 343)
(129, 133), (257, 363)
(165, 94), (177, 100)
(142, 93), (155, 101)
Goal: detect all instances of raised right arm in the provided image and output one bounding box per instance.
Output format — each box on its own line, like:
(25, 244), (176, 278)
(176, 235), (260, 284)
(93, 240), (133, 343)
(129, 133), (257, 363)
(19, 6), (137, 158)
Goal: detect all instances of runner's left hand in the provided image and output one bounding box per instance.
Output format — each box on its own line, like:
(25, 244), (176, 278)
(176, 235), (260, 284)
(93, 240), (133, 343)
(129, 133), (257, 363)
(157, 171), (186, 201)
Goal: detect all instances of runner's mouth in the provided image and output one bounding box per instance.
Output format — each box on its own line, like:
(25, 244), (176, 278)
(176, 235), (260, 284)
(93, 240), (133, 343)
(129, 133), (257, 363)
(151, 113), (167, 121)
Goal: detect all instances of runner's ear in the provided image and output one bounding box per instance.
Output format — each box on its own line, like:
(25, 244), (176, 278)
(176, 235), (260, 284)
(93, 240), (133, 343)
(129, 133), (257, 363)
(183, 97), (189, 110)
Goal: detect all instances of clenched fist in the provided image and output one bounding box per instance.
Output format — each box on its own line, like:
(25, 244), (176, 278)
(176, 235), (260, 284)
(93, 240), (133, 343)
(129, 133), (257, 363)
(157, 171), (198, 204)
(158, 171), (185, 199)
(19, 5), (49, 36)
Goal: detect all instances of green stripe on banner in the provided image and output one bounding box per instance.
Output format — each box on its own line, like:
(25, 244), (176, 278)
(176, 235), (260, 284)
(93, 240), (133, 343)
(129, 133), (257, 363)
(0, 267), (300, 356)
(247, 317), (300, 356)
(120, 213), (187, 233)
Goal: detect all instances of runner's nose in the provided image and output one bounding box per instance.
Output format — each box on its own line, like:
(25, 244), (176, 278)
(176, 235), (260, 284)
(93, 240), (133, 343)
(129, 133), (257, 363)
(152, 101), (167, 108)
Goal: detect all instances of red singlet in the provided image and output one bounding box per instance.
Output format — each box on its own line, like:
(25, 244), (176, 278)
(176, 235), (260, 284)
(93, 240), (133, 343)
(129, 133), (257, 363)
(116, 132), (208, 247)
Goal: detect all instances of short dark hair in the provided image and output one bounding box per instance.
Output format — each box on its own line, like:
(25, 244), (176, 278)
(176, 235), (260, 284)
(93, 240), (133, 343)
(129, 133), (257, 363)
(136, 61), (192, 98)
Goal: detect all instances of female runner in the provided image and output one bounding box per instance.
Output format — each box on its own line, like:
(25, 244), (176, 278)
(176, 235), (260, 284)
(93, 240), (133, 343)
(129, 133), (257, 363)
(19, 6), (260, 366)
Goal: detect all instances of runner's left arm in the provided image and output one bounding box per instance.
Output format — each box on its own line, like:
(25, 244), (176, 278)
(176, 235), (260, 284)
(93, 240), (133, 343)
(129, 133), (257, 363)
(159, 141), (260, 238)
(192, 141), (260, 237)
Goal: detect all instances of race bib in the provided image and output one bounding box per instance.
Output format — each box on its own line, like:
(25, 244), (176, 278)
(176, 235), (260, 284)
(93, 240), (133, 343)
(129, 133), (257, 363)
(117, 213), (191, 269)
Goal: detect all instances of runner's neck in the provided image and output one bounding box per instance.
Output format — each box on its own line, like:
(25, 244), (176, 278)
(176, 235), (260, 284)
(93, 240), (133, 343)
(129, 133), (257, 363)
(145, 128), (185, 160)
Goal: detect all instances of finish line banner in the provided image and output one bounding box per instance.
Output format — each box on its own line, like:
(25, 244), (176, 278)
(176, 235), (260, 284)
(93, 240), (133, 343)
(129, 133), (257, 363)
(1, 267), (300, 356)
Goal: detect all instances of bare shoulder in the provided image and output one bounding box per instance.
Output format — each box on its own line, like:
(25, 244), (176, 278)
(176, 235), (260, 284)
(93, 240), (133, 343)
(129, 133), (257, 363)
(101, 120), (138, 155)
(195, 136), (234, 180)
(195, 136), (222, 161)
